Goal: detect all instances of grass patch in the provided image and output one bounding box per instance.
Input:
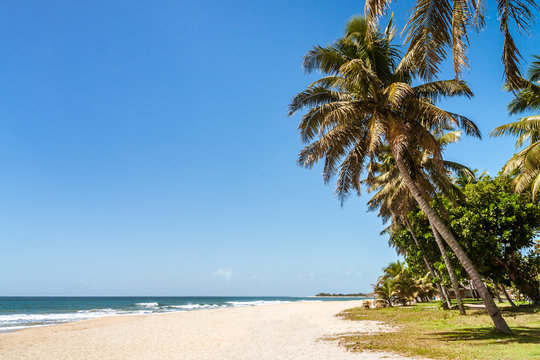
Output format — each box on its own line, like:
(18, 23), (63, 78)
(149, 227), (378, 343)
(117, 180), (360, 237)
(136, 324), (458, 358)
(336, 302), (539, 359)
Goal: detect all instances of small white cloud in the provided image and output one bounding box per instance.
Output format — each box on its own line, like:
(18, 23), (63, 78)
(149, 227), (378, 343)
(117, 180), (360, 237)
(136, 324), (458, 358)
(344, 270), (353, 275)
(213, 268), (232, 281)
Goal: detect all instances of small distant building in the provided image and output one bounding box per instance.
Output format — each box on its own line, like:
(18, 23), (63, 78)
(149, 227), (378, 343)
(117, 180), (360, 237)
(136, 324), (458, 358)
(447, 288), (474, 299)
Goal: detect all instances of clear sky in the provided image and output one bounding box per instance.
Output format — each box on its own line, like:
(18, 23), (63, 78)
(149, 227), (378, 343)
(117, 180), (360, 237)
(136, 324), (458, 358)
(0, 1), (538, 296)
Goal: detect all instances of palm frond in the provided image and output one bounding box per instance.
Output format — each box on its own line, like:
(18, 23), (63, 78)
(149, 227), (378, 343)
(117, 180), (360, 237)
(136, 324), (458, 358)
(451, 0), (470, 77)
(403, 0), (453, 81)
(413, 79), (473, 101)
(490, 116), (540, 146)
(303, 45), (349, 75)
(528, 55), (540, 83)
(497, 0), (539, 89)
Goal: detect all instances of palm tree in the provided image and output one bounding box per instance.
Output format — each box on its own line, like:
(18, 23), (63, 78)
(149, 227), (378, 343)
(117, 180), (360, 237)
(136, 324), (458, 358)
(365, 132), (468, 314)
(416, 272), (439, 301)
(374, 277), (396, 307)
(491, 56), (540, 198)
(377, 261), (436, 305)
(381, 260), (406, 280)
(288, 17), (511, 333)
(364, 0), (539, 89)
(394, 267), (422, 304)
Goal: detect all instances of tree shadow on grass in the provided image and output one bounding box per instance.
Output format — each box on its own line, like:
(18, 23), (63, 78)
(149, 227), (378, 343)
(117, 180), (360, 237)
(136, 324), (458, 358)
(432, 326), (540, 344)
(501, 304), (539, 315)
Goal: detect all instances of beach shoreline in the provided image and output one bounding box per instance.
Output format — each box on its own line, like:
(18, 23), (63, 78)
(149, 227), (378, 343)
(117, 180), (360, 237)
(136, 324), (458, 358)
(0, 299), (422, 360)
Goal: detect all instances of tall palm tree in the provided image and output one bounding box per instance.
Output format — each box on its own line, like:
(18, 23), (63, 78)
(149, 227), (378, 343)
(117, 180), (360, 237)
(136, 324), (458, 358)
(288, 17), (511, 333)
(491, 56), (540, 198)
(366, 131), (468, 314)
(364, 0), (538, 89)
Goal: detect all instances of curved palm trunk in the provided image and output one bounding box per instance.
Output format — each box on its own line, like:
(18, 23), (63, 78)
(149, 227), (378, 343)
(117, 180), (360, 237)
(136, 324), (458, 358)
(501, 285), (517, 307)
(393, 154), (511, 334)
(431, 226), (466, 315)
(492, 281), (504, 303)
(404, 220), (452, 307)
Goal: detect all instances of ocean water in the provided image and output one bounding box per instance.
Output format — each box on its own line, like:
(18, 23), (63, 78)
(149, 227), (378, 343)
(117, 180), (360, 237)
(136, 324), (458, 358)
(0, 296), (367, 332)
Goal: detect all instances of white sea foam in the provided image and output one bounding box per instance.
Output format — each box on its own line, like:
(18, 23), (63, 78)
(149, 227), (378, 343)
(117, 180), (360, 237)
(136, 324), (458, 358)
(169, 304), (224, 310)
(135, 302), (159, 308)
(0, 311), (117, 326)
(226, 300), (290, 307)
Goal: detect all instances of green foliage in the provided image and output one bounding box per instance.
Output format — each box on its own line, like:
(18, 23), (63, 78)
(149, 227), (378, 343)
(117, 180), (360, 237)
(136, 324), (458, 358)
(401, 174), (540, 303)
(446, 175), (540, 303)
(374, 261), (436, 306)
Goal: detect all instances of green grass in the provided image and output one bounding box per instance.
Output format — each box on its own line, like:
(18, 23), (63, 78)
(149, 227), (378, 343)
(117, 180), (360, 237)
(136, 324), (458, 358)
(335, 301), (540, 360)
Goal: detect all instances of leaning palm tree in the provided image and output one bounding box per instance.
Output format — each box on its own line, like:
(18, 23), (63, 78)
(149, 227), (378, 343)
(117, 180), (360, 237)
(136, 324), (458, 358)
(364, 0), (539, 89)
(491, 56), (540, 198)
(366, 131), (469, 314)
(288, 17), (511, 333)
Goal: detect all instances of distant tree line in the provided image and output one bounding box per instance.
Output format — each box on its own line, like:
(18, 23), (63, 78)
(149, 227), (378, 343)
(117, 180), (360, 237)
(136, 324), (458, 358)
(315, 292), (370, 297)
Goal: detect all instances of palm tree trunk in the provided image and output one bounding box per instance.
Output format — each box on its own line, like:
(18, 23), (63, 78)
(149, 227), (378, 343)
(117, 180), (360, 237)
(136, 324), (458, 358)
(392, 154), (511, 334)
(404, 220), (452, 307)
(501, 285), (517, 307)
(439, 282), (452, 308)
(431, 226), (466, 315)
(469, 281), (478, 299)
(492, 281), (504, 303)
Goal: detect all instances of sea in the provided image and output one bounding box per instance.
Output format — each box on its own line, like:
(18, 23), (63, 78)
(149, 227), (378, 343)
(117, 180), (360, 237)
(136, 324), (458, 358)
(0, 296), (368, 333)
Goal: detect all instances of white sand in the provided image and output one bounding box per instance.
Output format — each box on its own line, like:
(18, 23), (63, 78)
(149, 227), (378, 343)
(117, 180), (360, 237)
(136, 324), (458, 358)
(0, 300), (426, 360)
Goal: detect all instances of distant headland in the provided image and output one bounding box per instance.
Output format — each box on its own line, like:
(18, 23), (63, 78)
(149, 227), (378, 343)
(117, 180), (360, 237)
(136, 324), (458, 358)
(315, 292), (371, 297)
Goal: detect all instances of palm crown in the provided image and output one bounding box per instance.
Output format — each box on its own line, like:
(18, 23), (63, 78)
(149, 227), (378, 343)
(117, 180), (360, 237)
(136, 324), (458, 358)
(491, 56), (540, 197)
(288, 17), (479, 202)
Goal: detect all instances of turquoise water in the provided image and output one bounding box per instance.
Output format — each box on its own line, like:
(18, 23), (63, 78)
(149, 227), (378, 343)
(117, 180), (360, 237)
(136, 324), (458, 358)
(0, 296), (367, 332)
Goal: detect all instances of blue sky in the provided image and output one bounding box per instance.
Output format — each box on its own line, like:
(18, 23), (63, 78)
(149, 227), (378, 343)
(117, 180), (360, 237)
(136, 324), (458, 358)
(0, 1), (537, 296)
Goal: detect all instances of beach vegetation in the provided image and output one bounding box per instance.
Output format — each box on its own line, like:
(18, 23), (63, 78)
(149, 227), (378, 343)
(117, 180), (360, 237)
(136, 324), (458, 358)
(374, 261), (437, 307)
(335, 301), (540, 360)
(390, 174), (540, 305)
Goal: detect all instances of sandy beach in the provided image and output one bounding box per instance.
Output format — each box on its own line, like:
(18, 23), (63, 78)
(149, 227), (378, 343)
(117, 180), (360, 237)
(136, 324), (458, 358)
(0, 300), (424, 360)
